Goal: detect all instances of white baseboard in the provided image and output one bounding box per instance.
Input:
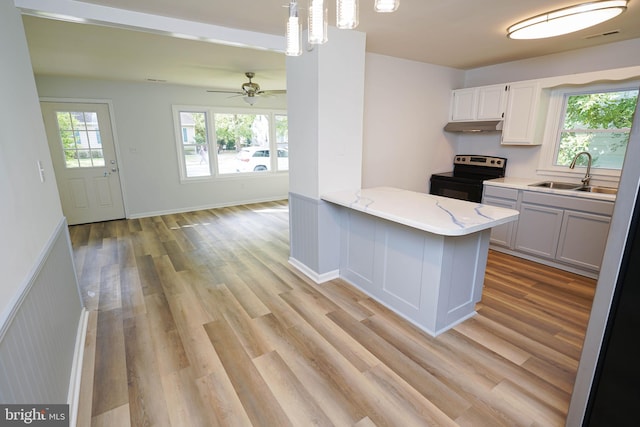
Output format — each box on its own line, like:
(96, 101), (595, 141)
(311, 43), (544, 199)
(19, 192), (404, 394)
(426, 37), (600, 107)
(127, 195), (288, 219)
(67, 308), (90, 427)
(288, 257), (340, 284)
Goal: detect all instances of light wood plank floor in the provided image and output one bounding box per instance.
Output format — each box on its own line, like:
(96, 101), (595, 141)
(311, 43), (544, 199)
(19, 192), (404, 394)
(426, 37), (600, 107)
(70, 200), (596, 426)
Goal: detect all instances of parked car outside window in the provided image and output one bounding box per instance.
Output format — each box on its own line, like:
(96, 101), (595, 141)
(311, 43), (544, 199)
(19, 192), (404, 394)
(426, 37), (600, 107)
(235, 147), (289, 172)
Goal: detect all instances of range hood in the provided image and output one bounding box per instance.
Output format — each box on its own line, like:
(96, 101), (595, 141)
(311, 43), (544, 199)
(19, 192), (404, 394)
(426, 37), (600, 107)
(444, 120), (503, 133)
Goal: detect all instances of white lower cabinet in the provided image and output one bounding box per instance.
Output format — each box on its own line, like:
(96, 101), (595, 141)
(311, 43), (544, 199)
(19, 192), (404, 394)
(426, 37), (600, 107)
(483, 196), (517, 248)
(515, 203), (564, 259)
(483, 185), (614, 277)
(483, 186), (519, 249)
(557, 210), (611, 271)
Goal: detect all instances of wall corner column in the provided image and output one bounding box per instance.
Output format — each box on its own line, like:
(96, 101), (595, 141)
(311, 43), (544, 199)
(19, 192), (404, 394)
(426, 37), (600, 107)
(286, 27), (366, 282)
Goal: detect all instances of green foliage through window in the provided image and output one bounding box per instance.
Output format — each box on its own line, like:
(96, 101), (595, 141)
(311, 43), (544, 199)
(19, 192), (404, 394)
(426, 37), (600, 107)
(556, 88), (638, 169)
(214, 114), (259, 151)
(56, 111), (104, 168)
(178, 111), (211, 178)
(174, 107), (288, 180)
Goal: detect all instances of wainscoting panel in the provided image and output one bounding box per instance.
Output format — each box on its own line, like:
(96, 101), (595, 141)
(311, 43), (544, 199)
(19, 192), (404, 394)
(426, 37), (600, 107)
(0, 219), (83, 404)
(289, 192), (320, 274)
(289, 193), (341, 282)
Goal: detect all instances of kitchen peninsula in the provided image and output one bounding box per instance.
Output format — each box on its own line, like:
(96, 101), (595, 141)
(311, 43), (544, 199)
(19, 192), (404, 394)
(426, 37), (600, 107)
(322, 187), (519, 336)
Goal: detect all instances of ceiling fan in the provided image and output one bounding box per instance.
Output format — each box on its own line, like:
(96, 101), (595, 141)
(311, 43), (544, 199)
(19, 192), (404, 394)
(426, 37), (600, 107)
(207, 72), (286, 105)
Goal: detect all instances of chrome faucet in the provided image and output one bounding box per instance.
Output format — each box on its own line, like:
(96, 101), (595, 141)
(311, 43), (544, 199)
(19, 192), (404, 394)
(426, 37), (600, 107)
(569, 151), (592, 186)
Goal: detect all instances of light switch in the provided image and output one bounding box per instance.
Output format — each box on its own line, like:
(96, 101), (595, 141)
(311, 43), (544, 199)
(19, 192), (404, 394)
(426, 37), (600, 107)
(37, 160), (45, 183)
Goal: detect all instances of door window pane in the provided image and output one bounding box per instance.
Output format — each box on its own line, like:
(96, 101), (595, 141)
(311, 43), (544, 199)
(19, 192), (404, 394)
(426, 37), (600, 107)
(56, 111), (104, 168)
(178, 111), (211, 177)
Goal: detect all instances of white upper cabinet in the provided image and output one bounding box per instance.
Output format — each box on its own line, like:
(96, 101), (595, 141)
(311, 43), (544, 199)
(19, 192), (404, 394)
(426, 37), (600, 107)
(450, 84), (507, 121)
(477, 85), (507, 120)
(501, 81), (546, 145)
(450, 88), (477, 121)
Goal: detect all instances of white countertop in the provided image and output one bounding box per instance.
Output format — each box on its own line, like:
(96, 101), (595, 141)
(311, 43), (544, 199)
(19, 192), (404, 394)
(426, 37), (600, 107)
(485, 177), (617, 202)
(321, 187), (519, 237)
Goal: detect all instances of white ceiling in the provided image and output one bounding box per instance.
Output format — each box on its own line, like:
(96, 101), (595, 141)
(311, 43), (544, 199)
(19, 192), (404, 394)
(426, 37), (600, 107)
(20, 0), (640, 91)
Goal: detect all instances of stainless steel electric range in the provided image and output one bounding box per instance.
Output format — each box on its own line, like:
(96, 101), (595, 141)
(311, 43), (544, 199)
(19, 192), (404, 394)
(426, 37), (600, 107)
(429, 155), (507, 202)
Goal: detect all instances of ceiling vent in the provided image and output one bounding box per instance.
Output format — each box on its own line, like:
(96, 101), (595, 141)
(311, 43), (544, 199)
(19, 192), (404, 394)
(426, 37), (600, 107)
(584, 29), (621, 39)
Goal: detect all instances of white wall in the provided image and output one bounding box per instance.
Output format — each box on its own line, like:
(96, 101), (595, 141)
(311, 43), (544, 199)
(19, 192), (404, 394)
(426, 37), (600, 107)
(465, 38), (640, 87)
(35, 51), (461, 217)
(287, 27), (366, 199)
(567, 97), (640, 425)
(35, 76), (289, 217)
(0, 2), (64, 318)
(456, 38), (640, 181)
(362, 53), (463, 193)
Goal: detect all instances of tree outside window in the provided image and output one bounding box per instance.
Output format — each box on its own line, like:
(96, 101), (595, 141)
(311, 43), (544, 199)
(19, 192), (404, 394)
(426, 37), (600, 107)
(56, 111), (104, 168)
(556, 89), (639, 169)
(178, 111), (211, 178)
(173, 107), (288, 180)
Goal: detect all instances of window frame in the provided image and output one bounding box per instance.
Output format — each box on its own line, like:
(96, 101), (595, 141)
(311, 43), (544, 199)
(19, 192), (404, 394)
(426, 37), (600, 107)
(537, 80), (639, 183)
(172, 105), (288, 182)
(172, 107), (214, 181)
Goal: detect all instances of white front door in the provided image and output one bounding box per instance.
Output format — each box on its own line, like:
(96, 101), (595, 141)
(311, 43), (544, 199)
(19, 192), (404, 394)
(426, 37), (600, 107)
(41, 102), (125, 225)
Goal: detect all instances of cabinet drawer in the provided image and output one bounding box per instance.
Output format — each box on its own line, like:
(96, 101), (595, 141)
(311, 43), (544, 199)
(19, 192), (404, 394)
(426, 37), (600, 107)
(483, 185), (518, 200)
(522, 191), (614, 215)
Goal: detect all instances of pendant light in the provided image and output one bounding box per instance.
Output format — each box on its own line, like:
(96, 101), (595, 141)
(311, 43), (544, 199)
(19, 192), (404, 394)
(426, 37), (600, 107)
(308, 0), (328, 44)
(285, 0), (399, 56)
(337, 0), (359, 29)
(286, 1), (302, 56)
(374, 0), (400, 13)
(507, 1), (628, 40)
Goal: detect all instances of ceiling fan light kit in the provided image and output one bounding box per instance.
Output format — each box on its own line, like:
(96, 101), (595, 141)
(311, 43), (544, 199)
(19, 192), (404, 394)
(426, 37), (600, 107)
(207, 72), (286, 105)
(507, 0), (628, 39)
(243, 95), (258, 106)
(285, 0), (399, 56)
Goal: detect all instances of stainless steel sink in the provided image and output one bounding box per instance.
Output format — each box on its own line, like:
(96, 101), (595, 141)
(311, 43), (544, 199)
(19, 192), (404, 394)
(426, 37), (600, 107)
(529, 181), (582, 190)
(575, 186), (618, 195)
(530, 181), (618, 195)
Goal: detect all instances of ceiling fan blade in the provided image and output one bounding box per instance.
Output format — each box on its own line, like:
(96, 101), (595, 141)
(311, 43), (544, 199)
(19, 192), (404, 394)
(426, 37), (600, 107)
(206, 89), (244, 94)
(258, 89), (287, 95)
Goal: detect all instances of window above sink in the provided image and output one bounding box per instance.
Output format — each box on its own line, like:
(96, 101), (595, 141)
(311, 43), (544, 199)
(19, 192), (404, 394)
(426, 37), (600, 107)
(538, 80), (639, 183)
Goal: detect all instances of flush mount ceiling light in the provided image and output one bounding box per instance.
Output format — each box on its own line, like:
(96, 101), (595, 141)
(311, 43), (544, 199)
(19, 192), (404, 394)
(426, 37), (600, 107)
(285, 0), (400, 56)
(507, 0), (628, 40)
